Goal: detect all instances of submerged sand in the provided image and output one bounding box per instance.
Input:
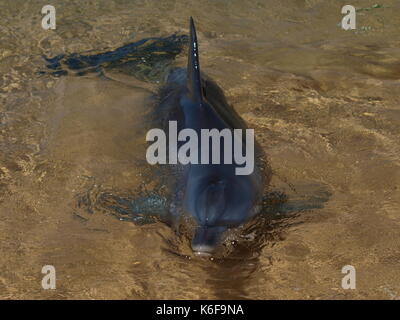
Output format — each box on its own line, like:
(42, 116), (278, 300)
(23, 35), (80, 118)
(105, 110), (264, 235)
(0, 0), (399, 299)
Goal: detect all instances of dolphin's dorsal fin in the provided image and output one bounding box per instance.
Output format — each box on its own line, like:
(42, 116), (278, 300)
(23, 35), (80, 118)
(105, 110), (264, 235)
(187, 17), (203, 104)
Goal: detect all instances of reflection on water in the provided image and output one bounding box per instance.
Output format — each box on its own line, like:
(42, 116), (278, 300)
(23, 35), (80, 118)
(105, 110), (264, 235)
(41, 34), (188, 80)
(0, 0), (400, 299)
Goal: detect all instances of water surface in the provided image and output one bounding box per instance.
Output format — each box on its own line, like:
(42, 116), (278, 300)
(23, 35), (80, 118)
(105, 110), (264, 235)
(1, 0), (400, 299)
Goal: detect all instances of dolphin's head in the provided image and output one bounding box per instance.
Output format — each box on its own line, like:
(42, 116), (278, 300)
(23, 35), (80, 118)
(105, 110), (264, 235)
(188, 176), (255, 256)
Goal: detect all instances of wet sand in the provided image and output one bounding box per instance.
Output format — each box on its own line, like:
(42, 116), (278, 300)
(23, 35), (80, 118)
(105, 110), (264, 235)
(0, 0), (400, 299)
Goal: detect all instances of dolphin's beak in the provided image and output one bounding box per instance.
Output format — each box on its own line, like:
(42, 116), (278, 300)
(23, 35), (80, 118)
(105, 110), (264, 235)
(191, 226), (227, 256)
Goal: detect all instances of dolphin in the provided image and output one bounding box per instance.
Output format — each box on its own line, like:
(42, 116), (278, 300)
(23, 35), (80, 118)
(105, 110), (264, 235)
(155, 17), (271, 256)
(42, 17), (270, 255)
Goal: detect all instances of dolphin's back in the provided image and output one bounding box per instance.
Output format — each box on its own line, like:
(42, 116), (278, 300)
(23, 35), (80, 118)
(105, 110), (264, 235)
(157, 68), (247, 132)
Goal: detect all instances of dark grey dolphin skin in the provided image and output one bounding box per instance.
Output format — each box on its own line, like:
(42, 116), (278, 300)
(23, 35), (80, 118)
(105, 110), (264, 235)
(156, 18), (271, 255)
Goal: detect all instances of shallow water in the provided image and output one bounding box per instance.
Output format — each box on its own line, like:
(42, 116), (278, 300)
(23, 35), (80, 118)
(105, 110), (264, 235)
(1, 0), (400, 299)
